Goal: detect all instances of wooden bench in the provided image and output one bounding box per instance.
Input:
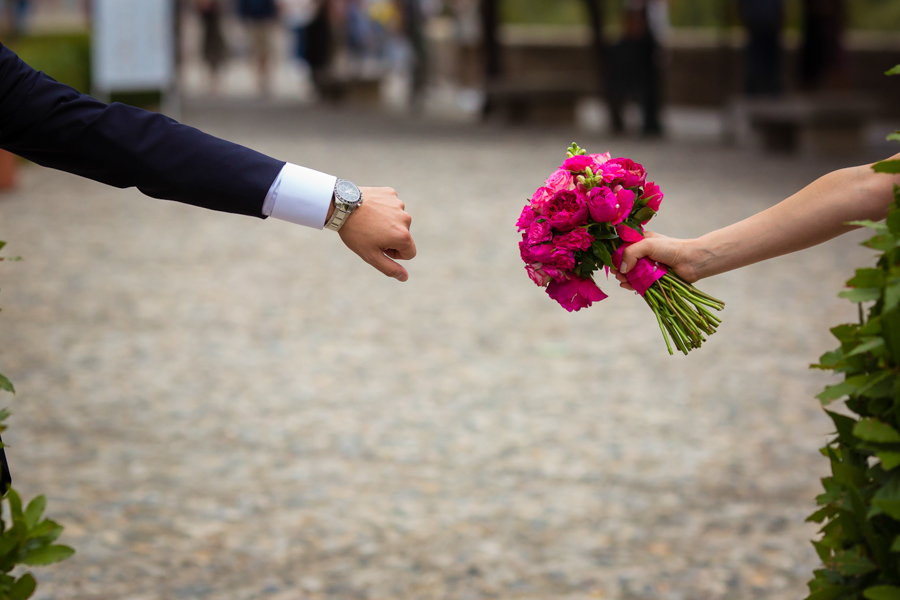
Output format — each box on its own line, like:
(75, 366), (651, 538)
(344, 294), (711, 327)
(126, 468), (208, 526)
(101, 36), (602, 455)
(483, 77), (598, 123)
(739, 94), (880, 155)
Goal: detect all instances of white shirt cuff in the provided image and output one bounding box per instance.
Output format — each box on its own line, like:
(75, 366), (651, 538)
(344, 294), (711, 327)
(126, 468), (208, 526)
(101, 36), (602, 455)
(262, 163), (336, 229)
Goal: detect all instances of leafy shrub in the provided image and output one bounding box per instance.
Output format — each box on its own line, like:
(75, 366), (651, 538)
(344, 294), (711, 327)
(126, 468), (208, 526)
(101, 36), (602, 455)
(806, 68), (900, 600)
(0, 242), (73, 600)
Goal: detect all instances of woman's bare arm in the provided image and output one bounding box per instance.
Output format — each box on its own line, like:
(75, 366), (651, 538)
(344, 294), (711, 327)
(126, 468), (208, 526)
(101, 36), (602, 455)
(616, 153), (900, 288)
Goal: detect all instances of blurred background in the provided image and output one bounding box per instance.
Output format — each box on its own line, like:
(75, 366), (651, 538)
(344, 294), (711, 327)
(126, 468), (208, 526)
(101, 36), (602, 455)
(0, 1), (900, 600)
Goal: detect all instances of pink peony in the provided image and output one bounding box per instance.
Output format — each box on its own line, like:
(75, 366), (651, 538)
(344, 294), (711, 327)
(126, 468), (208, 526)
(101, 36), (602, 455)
(641, 181), (663, 213)
(561, 155), (593, 173)
(544, 190), (589, 231)
(611, 245), (667, 296)
(608, 158), (646, 188)
(525, 263), (552, 287)
(531, 186), (557, 214)
(544, 170), (575, 193)
(526, 220), (553, 244)
(550, 247), (576, 270)
(589, 152), (611, 171)
(547, 275), (608, 312)
(616, 224), (644, 243)
(587, 186), (634, 226)
(516, 205), (537, 231)
(522, 242), (575, 271)
(554, 228), (594, 251)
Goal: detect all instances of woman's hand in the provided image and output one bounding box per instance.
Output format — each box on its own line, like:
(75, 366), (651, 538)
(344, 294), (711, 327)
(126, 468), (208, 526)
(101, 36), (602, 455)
(613, 232), (709, 291)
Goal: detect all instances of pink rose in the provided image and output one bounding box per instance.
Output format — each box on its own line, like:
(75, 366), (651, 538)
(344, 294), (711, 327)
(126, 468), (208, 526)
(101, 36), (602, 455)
(561, 155), (593, 173)
(530, 186), (556, 214)
(616, 224), (644, 243)
(544, 170), (575, 193)
(641, 181), (663, 213)
(526, 220), (553, 244)
(554, 227), (594, 251)
(546, 275), (608, 312)
(587, 186), (634, 226)
(608, 158), (646, 188)
(516, 205), (537, 232)
(544, 190), (589, 232)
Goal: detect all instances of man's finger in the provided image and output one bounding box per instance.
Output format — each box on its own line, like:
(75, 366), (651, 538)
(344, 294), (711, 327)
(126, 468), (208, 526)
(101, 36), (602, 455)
(369, 251), (409, 282)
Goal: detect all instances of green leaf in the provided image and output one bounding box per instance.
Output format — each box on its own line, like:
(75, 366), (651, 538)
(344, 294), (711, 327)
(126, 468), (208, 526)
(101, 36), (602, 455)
(848, 268), (886, 289)
(882, 309), (900, 363)
(0, 374), (13, 394)
(23, 496), (45, 530)
(888, 132), (900, 143)
(591, 242), (614, 269)
(889, 210), (900, 235)
(847, 338), (886, 357)
(827, 411), (858, 444)
(874, 160), (900, 174)
(865, 586), (900, 600)
(632, 207), (656, 222)
(893, 534), (900, 551)
(19, 544), (74, 566)
(879, 451), (900, 471)
(831, 324), (860, 343)
(855, 419), (900, 443)
(8, 574), (35, 600)
(886, 64), (900, 76)
(808, 586), (851, 600)
(873, 478), (900, 520)
(849, 220), (890, 232)
(831, 546), (877, 576)
(886, 279), (900, 312)
(818, 382), (858, 405)
(840, 287), (882, 303)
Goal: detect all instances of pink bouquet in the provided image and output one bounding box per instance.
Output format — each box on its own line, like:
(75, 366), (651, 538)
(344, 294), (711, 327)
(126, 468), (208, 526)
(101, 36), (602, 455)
(517, 143), (725, 355)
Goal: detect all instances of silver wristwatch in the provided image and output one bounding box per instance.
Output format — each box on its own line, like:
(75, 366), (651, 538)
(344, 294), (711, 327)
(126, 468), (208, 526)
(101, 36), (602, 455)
(324, 179), (363, 232)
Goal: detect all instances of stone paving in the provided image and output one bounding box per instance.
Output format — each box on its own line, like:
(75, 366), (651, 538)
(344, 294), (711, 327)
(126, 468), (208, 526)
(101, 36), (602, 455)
(0, 107), (892, 600)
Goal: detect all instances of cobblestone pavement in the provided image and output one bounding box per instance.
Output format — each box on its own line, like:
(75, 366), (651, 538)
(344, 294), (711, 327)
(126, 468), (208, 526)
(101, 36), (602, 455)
(0, 107), (889, 600)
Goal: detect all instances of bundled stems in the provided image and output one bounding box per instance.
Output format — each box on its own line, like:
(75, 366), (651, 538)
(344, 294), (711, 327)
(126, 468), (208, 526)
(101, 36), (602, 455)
(643, 273), (725, 355)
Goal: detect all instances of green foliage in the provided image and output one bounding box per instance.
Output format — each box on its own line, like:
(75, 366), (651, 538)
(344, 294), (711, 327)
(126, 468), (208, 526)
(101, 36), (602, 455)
(499, 0), (900, 31)
(0, 489), (74, 600)
(5, 33), (91, 94)
(806, 77), (900, 599)
(0, 243), (72, 599)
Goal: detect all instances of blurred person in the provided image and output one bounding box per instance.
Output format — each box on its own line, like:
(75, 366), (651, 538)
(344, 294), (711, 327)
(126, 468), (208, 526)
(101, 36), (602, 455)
(238, 0), (279, 95)
(196, 0), (229, 93)
(799, 0), (848, 91)
(613, 153), (900, 288)
(607, 0), (667, 138)
(279, 0), (318, 64)
(0, 42), (417, 281)
(304, 0), (334, 93)
(738, 0), (784, 96)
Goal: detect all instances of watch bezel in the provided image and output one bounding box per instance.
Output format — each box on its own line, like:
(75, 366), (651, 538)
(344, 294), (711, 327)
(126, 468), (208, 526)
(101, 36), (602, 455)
(335, 179), (362, 209)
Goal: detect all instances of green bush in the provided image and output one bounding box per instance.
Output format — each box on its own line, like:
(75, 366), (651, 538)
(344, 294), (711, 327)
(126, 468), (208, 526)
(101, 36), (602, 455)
(6, 33), (91, 94)
(805, 67), (900, 600)
(0, 243), (73, 600)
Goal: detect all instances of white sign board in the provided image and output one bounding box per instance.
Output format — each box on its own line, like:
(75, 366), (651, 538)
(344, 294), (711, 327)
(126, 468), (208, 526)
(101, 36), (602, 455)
(92, 0), (174, 93)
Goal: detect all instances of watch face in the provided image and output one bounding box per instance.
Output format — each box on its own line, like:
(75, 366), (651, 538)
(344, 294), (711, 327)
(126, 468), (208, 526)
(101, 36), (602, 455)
(336, 180), (361, 205)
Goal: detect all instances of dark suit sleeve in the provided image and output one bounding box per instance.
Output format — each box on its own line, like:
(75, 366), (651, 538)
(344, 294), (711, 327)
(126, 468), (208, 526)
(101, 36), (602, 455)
(0, 43), (285, 218)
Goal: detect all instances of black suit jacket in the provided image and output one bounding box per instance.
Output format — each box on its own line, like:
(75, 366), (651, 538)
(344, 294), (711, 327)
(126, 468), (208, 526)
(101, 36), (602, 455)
(0, 43), (291, 491)
(0, 42), (286, 217)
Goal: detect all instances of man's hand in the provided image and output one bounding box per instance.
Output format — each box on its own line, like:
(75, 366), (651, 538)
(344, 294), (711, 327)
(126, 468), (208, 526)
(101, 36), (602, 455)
(338, 187), (416, 282)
